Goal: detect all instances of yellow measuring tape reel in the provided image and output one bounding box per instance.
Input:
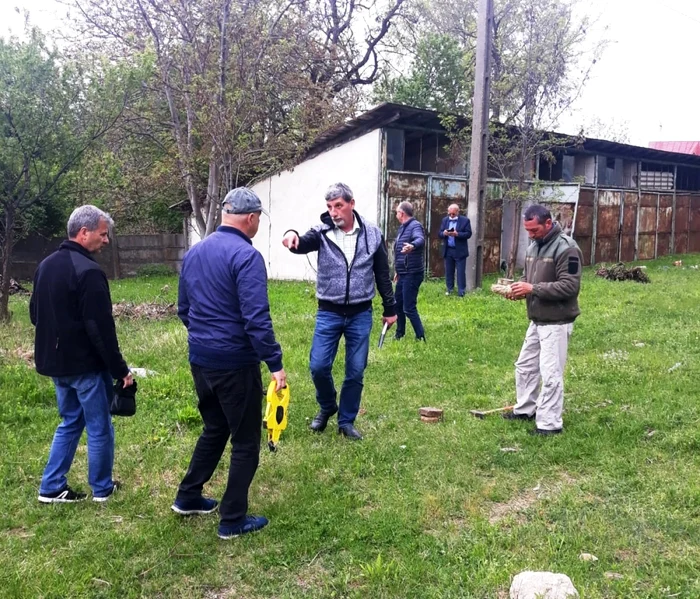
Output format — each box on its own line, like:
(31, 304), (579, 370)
(263, 381), (290, 452)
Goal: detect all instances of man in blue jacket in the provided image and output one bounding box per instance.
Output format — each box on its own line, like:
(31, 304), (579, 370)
(282, 182), (397, 440)
(438, 204), (472, 297)
(174, 187), (286, 539)
(393, 201), (426, 341)
(31, 205), (133, 504)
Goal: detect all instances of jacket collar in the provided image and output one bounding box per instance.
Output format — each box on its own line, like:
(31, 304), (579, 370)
(537, 222), (562, 247)
(60, 240), (97, 262)
(217, 225), (253, 245)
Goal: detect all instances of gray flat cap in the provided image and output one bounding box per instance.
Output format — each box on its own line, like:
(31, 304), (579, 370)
(221, 187), (269, 217)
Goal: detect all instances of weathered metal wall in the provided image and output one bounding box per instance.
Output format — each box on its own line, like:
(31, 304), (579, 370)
(384, 171), (700, 278)
(385, 172), (502, 275)
(576, 188), (700, 264)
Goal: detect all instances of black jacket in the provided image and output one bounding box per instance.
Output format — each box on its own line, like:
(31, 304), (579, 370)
(394, 218), (425, 275)
(30, 240), (129, 379)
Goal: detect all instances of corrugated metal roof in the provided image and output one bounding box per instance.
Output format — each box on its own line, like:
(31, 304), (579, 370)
(649, 141), (700, 155)
(303, 102), (700, 168)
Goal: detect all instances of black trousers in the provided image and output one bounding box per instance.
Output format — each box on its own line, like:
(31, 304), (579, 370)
(177, 363), (263, 526)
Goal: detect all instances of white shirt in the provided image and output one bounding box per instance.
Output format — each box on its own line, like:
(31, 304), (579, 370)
(327, 217), (360, 265)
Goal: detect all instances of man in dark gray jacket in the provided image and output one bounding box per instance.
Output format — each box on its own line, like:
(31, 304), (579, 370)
(282, 183), (397, 440)
(503, 204), (583, 436)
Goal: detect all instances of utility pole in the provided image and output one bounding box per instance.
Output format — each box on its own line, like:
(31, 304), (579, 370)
(466, 0), (493, 290)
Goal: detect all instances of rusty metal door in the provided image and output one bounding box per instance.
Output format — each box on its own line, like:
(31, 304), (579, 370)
(574, 189), (594, 266)
(690, 196), (700, 253)
(620, 192), (638, 261)
(385, 173), (428, 273)
(674, 196), (690, 254)
(638, 194), (658, 260)
(595, 190), (622, 263)
(657, 195), (673, 256)
(429, 178), (467, 277)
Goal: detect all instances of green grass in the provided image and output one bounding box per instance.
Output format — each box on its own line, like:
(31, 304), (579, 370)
(1, 257), (700, 598)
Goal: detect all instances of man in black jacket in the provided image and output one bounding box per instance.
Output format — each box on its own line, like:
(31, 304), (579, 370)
(393, 201), (426, 341)
(30, 205), (132, 503)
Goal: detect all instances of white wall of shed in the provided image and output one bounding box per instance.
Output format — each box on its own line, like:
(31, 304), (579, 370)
(250, 129), (382, 280)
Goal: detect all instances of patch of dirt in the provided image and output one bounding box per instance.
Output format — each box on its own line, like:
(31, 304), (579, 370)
(112, 302), (177, 320)
(488, 472), (579, 524)
(0, 347), (35, 368)
(296, 560), (330, 592)
(488, 491), (537, 524)
(5, 527), (34, 539)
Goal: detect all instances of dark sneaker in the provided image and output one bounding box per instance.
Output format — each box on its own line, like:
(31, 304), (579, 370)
(38, 486), (87, 504)
(172, 496), (219, 516)
(309, 408), (338, 432)
(394, 333), (404, 340)
(502, 411), (535, 421)
(529, 428), (563, 436)
(218, 515), (269, 539)
(93, 481), (121, 503)
(338, 424), (363, 440)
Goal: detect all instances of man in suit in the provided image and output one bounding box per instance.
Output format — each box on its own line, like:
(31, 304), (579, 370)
(438, 204), (472, 297)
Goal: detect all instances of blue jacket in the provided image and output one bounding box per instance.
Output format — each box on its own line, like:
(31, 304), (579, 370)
(178, 226), (283, 372)
(393, 218), (425, 274)
(438, 215), (472, 259)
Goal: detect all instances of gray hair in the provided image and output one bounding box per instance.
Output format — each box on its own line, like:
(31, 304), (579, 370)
(324, 182), (354, 203)
(67, 205), (114, 238)
(397, 201), (414, 217)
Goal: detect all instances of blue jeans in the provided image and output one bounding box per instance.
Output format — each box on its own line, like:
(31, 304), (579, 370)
(445, 248), (467, 295)
(309, 309), (373, 427)
(395, 272), (425, 339)
(40, 371), (115, 496)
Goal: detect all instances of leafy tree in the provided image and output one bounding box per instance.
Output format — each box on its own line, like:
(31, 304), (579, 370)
(379, 0), (604, 276)
(0, 31), (131, 321)
(374, 33), (473, 113)
(70, 0), (409, 239)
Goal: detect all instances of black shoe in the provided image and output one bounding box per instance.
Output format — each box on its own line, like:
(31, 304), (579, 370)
(38, 486), (87, 504)
(309, 408), (338, 432)
(528, 428), (562, 436)
(502, 411), (535, 421)
(416, 336), (426, 342)
(394, 333), (404, 340)
(338, 424), (363, 440)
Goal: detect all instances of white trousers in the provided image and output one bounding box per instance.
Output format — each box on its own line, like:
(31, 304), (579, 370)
(514, 322), (573, 431)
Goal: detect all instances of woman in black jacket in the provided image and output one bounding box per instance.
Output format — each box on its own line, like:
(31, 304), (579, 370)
(393, 202), (426, 341)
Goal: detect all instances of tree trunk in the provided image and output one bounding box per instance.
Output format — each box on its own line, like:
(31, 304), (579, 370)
(0, 210), (15, 323)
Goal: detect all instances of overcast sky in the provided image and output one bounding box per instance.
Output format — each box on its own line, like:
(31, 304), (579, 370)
(3, 0), (700, 148)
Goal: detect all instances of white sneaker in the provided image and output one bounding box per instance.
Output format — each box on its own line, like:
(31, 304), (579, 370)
(93, 481), (121, 503)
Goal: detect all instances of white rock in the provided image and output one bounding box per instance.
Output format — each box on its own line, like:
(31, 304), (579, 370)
(130, 367), (158, 377)
(578, 552), (598, 562)
(510, 571), (579, 599)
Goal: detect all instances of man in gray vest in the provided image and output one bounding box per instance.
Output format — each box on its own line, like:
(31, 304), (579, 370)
(504, 204), (583, 435)
(282, 183), (397, 440)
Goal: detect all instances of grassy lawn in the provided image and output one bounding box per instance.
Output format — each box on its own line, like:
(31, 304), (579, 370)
(1, 255), (700, 598)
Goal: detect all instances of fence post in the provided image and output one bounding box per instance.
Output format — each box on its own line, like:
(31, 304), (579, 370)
(111, 235), (121, 279)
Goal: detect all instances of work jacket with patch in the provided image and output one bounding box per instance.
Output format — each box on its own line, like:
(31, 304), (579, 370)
(287, 211), (396, 317)
(522, 222), (583, 324)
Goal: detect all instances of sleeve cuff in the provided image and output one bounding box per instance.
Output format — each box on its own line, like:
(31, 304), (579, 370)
(266, 359), (284, 373)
